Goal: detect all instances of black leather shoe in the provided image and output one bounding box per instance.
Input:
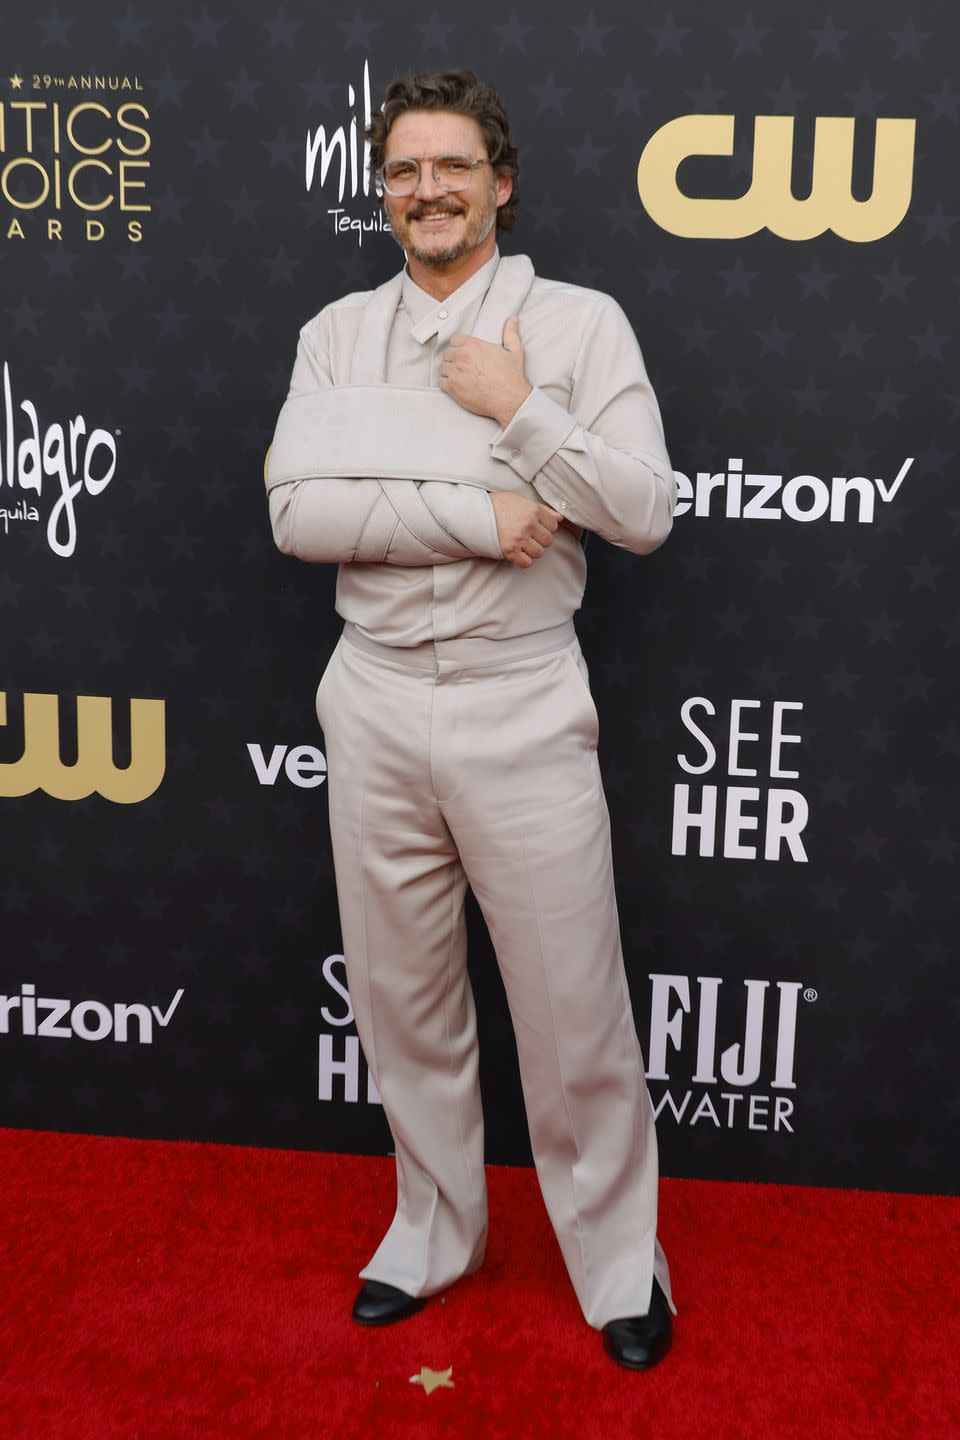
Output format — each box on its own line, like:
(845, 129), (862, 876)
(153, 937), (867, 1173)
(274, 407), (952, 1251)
(351, 1279), (427, 1326)
(601, 1280), (673, 1369)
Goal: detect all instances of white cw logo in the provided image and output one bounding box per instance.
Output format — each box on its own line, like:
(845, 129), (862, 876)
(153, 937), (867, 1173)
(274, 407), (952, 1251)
(638, 114), (916, 241)
(674, 457), (913, 524)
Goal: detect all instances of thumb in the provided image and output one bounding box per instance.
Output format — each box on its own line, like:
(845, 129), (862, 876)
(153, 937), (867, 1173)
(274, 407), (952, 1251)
(502, 314), (523, 354)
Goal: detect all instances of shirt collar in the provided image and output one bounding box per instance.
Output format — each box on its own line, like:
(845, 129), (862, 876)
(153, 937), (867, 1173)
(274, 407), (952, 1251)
(401, 248), (501, 345)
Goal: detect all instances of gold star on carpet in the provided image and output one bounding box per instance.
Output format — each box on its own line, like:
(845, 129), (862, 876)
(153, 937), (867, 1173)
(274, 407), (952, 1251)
(9, 75), (24, 90)
(409, 1365), (454, 1396)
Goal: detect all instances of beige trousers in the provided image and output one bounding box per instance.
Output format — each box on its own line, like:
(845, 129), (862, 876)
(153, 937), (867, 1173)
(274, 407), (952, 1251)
(317, 620), (676, 1330)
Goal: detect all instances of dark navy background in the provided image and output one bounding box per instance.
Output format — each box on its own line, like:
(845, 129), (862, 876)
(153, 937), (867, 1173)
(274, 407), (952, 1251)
(2, 0), (956, 1195)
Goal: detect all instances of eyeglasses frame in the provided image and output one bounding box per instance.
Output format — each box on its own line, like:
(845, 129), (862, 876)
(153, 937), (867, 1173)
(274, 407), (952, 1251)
(375, 153), (493, 197)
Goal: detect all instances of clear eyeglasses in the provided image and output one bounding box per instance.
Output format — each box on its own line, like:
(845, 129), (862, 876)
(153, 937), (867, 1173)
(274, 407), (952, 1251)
(376, 154), (491, 197)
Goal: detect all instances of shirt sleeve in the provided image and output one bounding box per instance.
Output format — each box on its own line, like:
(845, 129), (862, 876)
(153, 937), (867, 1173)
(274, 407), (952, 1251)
(269, 474), (502, 564)
(267, 317), (503, 566)
(488, 295), (677, 554)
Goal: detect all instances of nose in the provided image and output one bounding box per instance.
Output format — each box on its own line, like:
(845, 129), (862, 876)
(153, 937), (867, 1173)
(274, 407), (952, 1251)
(413, 162), (443, 200)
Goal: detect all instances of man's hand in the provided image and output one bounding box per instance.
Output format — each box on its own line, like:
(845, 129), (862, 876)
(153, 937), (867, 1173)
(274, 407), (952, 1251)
(439, 315), (532, 427)
(491, 492), (562, 568)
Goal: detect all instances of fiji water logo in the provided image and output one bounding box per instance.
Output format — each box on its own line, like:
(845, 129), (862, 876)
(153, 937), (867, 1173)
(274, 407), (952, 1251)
(645, 973), (819, 1133)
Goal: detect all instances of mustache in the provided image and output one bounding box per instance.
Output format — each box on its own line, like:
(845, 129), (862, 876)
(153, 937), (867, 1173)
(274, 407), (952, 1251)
(408, 202), (465, 220)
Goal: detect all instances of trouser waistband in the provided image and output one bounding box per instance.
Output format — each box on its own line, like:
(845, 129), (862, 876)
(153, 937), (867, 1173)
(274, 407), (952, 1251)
(342, 619), (576, 673)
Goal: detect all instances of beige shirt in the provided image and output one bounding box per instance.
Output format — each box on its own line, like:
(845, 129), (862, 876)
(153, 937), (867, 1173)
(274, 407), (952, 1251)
(268, 249), (676, 647)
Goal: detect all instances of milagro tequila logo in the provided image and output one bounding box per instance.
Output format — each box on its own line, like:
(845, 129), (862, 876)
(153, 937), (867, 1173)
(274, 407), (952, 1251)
(0, 360), (117, 556)
(304, 60), (391, 246)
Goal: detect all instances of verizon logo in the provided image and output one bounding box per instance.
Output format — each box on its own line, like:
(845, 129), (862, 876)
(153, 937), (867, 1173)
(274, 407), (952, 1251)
(0, 983), (184, 1043)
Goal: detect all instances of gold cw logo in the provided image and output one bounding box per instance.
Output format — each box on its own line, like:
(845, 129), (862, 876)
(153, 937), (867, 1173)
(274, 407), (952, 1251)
(636, 115), (916, 241)
(0, 691), (165, 802)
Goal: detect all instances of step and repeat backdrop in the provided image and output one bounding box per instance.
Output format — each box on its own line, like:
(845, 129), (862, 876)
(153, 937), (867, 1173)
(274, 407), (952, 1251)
(2, 1), (956, 1196)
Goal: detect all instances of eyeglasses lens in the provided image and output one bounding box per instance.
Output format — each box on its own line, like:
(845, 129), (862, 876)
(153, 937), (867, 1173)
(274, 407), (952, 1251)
(382, 156), (477, 196)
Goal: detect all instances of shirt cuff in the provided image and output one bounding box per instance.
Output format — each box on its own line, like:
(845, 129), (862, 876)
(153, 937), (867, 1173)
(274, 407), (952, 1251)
(458, 485), (503, 560)
(489, 386), (579, 484)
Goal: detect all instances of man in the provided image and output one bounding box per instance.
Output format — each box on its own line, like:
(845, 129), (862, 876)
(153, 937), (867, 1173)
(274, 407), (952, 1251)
(266, 69), (678, 1370)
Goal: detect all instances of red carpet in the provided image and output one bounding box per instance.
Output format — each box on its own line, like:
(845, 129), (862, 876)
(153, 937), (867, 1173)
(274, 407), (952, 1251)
(0, 1128), (957, 1439)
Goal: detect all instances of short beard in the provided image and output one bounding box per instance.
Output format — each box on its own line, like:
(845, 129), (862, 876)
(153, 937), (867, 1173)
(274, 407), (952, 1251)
(388, 184), (499, 268)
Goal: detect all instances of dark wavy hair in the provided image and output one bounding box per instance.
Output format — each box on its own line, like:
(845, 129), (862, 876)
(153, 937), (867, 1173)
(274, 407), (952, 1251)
(366, 69), (519, 233)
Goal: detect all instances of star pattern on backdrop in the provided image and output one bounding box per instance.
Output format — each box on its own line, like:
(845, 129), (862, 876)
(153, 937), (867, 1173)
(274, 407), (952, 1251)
(0, 2), (954, 1196)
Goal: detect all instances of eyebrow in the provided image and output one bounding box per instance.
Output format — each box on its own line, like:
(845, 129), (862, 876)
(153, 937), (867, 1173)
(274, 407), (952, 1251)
(383, 153), (488, 163)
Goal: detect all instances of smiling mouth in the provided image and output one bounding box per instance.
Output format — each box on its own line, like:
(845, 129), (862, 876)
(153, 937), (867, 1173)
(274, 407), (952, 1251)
(412, 210), (464, 223)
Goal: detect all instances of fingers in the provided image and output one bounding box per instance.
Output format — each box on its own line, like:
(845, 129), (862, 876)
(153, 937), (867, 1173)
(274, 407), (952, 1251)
(491, 493), (567, 567)
(508, 542), (534, 567)
(502, 315), (523, 353)
(439, 346), (468, 380)
(506, 532), (546, 566)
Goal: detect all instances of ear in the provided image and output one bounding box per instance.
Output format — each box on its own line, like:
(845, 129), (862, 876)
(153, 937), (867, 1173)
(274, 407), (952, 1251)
(495, 170), (513, 211)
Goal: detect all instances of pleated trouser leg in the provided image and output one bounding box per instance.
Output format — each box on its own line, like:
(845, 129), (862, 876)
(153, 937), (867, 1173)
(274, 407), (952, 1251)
(318, 639), (488, 1297)
(317, 631), (675, 1328)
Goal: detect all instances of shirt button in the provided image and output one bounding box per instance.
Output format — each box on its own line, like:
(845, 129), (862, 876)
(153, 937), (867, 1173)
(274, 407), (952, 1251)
(438, 309), (448, 319)
(511, 448), (521, 459)
(560, 501), (568, 510)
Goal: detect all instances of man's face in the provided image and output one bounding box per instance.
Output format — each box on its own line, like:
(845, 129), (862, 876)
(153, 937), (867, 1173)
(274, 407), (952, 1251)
(381, 109), (512, 267)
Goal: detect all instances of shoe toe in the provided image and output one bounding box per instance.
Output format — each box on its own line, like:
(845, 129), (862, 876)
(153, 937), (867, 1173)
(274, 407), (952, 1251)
(601, 1282), (673, 1370)
(602, 1321), (672, 1369)
(352, 1280), (426, 1326)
